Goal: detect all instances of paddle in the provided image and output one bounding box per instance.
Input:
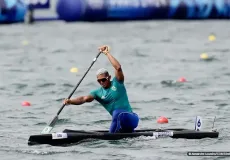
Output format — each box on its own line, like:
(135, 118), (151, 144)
(41, 52), (102, 134)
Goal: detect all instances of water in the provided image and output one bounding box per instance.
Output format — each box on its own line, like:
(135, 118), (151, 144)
(0, 20), (230, 160)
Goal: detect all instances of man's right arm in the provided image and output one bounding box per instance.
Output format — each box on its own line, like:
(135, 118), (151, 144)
(64, 95), (94, 105)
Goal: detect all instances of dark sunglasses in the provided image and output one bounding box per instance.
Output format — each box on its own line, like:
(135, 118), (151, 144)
(97, 77), (109, 83)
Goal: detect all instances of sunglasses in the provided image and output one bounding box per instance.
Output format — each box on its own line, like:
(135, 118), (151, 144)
(97, 77), (109, 83)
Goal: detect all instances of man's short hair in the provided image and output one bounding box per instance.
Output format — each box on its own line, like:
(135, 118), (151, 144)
(96, 68), (109, 76)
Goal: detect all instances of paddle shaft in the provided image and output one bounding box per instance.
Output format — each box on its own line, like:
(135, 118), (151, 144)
(41, 52), (101, 134)
(56, 52), (102, 116)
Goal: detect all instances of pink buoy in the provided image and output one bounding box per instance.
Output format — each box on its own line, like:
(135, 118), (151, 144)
(21, 101), (31, 106)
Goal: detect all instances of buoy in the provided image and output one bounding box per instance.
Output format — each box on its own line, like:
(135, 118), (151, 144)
(157, 116), (168, 124)
(208, 34), (216, 41)
(70, 67), (78, 73)
(21, 40), (29, 46)
(21, 101), (31, 106)
(200, 53), (209, 60)
(178, 77), (187, 82)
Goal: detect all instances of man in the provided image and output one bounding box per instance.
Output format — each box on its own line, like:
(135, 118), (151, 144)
(63, 45), (139, 133)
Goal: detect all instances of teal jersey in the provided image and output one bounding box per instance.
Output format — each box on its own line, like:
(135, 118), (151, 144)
(90, 77), (132, 115)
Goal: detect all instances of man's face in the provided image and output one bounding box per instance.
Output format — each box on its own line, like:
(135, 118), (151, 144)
(97, 73), (111, 88)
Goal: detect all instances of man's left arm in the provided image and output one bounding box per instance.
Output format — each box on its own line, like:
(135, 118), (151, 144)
(106, 51), (124, 82)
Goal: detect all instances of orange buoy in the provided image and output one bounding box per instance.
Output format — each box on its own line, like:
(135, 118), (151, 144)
(157, 116), (168, 124)
(21, 101), (31, 106)
(178, 77), (187, 82)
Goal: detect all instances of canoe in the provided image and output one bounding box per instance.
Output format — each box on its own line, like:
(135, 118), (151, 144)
(28, 128), (219, 146)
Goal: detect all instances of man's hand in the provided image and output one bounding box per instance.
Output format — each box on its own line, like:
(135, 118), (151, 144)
(98, 45), (110, 55)
(63, 99), (72, 105)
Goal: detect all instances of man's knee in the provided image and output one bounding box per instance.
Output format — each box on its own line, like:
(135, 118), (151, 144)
(119, 113), (139, 130)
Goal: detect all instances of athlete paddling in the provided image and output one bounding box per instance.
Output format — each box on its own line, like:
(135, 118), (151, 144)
(63, 45), (139, 133)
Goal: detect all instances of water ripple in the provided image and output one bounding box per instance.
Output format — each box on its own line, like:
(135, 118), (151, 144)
(12, 83), (28, 89)
(62, 83), (75, 88)
(36, 83), (56, 88)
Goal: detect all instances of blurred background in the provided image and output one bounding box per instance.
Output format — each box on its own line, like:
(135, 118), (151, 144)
(1, 0), (230, 23)
(0, 0), (230, 160)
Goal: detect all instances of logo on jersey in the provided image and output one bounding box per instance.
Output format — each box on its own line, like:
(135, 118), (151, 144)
(111, 86), (117, 91)
(101, 96), (106, 99)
